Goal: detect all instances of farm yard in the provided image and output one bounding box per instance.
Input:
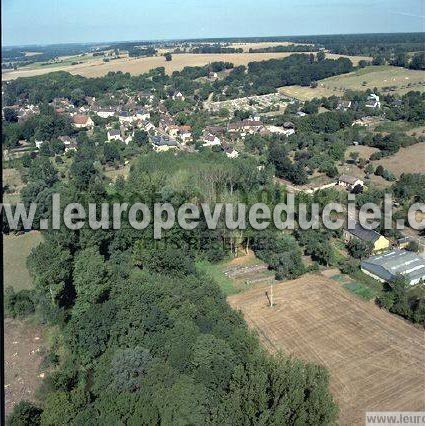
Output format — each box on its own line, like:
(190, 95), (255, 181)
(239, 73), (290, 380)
(227, 273), (425, 425)
(280, 65), (425, 100)
(2, 52), (373, 80)
(3, 232), (43, 291)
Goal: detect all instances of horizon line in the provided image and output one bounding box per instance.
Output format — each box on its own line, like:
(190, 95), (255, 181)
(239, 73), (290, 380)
(3, 30), (425, 49)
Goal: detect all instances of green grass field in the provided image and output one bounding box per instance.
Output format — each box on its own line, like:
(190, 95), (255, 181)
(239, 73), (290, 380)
(331, 271), (379, 301)
(195, 259), (238, 296)
(3, 232), (43, 291)
(343, 282), (376, 300)
(281, 65), (425, 100)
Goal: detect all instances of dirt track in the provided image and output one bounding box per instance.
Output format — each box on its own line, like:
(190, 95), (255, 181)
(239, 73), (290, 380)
(228, 273), (425, 425)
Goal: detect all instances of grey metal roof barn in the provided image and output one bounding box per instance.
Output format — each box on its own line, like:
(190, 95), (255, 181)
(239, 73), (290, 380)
(346, 221), (381, 243)
(361, 249), (425, 285)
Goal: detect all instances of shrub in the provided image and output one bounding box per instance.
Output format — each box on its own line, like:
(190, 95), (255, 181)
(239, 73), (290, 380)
(7, 401), (42, 426)
(5, 287), (36, 318)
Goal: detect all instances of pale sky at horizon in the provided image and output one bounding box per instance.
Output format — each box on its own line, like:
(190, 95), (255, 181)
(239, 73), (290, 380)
(2, 0), (424, 47)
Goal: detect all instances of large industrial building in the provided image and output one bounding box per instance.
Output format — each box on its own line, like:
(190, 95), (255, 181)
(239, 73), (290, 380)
(361, 249), (425, 286)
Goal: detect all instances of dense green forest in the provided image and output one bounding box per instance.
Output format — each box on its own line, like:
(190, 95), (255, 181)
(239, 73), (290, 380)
(6, 151), (338, 425)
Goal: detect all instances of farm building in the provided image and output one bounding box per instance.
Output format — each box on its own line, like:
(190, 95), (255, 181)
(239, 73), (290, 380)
(338, 175), (364, 191)
(344, 221), (390, 253)
(361, 249), (425, 285)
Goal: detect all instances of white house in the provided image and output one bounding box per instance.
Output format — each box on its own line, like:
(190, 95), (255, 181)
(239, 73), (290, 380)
(96, 108), (116, 118)
(266, 125), (295, 137)
(365, 93), (381, 109)
(225, 148), (239, 159)
(138, 121), (155, 132)
(150, 135), (178, 152)
(172, 91), (185, 101)
(124, 134), (133, 145)
(35, 140), (44, 149)
(337, 100), (352, 111)
(228, 120), (263, 134)
(136, 109), (150, 121)
(118, 111), (135, 124)
(178, 126), (192, 143)
(202, 133), (221, 147)
(64, 142), (78, 153)
(107, 129), (122, 142)
(338, 174), (364, 190)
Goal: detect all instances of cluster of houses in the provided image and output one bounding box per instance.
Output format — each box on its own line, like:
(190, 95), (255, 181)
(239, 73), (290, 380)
(337, 93), (381, 112)
(2, 103), (40, 122)
(2, 83), (399, 167)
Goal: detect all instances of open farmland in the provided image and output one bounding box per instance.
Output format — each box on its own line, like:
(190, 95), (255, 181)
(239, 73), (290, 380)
(2, 52), (373, 80)
(228, 274), (425, 425)
(280, 65), (425, 100)
(3, 232), (43, 291)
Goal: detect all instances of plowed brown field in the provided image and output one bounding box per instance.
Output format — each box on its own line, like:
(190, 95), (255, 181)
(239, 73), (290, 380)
(228, 273), (425, 425)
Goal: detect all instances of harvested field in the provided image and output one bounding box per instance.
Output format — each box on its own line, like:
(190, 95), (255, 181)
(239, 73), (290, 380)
(280, 85), (343, 100)
(3, 168), (24, 193)
(374, 143), (425, 177)
(345, 145), (380, 160)
(4, 318), (46, 415)
(280, 65), (425, 100)
(2, 52), (373, 80)
(228, 274), (425, 425)
(407, 125), (425, 138)
(228, 41), (313, 52)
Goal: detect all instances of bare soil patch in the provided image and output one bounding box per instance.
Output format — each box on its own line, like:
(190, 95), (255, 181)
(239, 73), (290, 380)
(228, 274), (425, 425)
(4, 318), (46, 416)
